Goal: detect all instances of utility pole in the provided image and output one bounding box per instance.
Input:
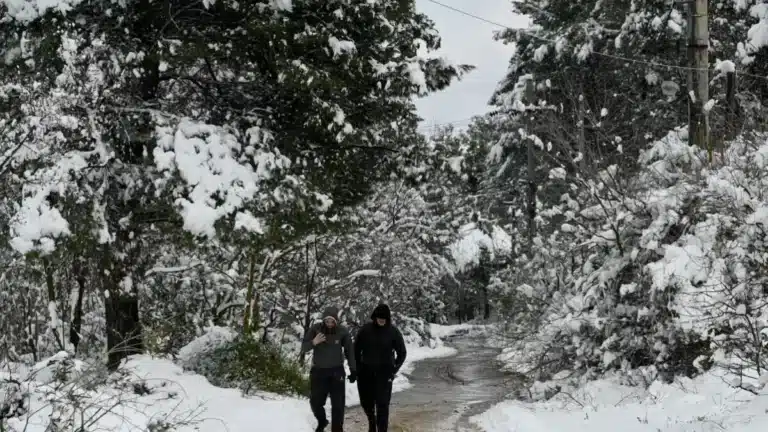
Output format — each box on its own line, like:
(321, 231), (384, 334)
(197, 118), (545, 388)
(523, 78), (537, 254)
(687, 0), (709, 155)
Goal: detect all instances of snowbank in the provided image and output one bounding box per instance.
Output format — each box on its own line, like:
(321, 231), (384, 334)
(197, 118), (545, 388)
(3, 354), (314, 431)
(430, 322), (488, 338)
(472, 371), (768, 432)
(122, 357), (314, 431)
(431, 322), (509, 351)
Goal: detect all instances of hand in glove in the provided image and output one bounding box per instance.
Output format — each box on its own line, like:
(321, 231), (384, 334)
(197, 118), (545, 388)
(348, 371), (357, 383)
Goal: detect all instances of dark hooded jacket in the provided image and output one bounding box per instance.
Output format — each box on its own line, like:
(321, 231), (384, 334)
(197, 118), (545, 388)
(354, 304), (407, 373)
(301, 306), (356, 371)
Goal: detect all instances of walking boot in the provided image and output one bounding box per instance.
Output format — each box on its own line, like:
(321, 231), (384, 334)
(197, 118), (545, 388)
(315, 419), (328, 432)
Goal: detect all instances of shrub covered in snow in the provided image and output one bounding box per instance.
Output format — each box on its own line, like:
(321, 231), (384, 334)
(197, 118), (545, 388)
(176, 326), (238, 370)
(0, 351), (197, 432)
(396, 315), (439, 347)
(184, 335), (308, 397)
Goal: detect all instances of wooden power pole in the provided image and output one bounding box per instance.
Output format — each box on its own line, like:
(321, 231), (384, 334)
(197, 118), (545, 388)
(687, 0), (710, 154)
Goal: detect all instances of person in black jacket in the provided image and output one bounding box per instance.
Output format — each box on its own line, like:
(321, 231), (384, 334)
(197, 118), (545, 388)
(353, 304), (407, 432)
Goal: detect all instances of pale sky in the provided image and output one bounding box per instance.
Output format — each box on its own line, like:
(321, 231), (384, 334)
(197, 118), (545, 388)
(414, 0), (531, 131)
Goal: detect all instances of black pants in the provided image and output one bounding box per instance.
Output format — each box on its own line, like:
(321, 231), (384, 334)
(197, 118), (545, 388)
(310, 367), (346, 431)
(356, 367), (394, 432)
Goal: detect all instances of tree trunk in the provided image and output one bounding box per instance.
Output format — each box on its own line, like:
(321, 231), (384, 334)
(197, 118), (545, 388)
(524, 78), (538, 253)
(243, 250), (257, 335)
(482, 285), (491, 320)
(42, 257), (65, 350)
(70, 260), (86, 352)
(101, 242), (143, 371)
(724, 71), (737, 145)
(105, 293), (143, 371)
(477, 260), (491, 320)
(299, 243), (317, 364)
(299, 290), (313, 364)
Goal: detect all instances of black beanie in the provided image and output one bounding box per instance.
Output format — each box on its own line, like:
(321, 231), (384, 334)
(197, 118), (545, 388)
(371, 304), (391, 321)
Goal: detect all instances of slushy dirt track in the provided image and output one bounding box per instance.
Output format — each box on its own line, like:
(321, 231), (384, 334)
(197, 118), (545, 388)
(345, 333), (513, 431)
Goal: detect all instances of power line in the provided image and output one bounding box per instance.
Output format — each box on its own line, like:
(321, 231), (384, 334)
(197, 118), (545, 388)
(418, 0), (768, 133)
(425, 0), (768, 80)
(426, 0), (508, 29)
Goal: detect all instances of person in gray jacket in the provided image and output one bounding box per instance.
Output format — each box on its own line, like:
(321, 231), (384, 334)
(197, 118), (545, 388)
(301, 306), (357, 432)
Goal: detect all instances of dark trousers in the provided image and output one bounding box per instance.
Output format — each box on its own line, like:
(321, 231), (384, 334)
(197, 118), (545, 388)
(310, 367), (346, 431)
(356, 367), (394, 432)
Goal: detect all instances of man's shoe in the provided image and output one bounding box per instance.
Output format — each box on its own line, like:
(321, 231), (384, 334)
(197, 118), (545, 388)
(315, 419), (328, 432)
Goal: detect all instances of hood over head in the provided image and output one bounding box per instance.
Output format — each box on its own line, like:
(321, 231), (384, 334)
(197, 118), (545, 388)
(371, 303), (391, 324)
(322, 306), (340, 324)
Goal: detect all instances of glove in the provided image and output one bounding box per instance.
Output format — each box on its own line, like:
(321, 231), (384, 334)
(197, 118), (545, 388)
(348, 371), (357, 383)
(389, 371), (397, 382)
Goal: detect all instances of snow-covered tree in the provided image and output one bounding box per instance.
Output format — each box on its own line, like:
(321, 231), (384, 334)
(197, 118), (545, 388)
(0, 0), (468, 367)
(494, 0), (768, 171)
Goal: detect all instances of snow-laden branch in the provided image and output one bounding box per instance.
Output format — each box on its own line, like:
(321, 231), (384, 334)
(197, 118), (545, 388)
(144, 262), (205, 277)
(346, 269), (381, 279)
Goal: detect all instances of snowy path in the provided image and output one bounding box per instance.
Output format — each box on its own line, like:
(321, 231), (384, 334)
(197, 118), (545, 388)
(344, 333), (513, 431)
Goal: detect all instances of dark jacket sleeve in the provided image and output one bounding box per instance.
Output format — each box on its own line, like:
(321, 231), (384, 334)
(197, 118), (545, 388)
(353, 325), (366, 367)
(343, 329), (356, 372)
(300, 324), (317, 355)
(392, 326), (407, 372)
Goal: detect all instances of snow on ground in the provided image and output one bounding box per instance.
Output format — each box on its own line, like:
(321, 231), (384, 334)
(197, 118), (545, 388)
(430, 322), (488, 338)
(2, 323), (473, 431)
(471, 371), (768, 432)
(122, 357), (314, 431)
(432, 321), (508, 350)
(3, 354), (314, 432)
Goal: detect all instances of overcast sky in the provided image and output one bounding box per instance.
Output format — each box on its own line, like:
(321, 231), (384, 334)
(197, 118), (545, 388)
(414, 0), (530, 131)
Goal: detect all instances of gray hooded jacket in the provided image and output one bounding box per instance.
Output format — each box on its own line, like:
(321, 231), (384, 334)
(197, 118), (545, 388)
(301, 306), (356, 372)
